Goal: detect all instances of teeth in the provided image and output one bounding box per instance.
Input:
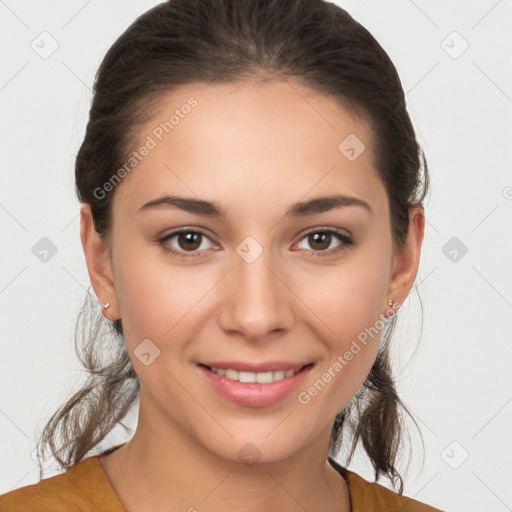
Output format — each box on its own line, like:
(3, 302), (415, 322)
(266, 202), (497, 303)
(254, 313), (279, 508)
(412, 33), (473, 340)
(209, 367), (298, 383)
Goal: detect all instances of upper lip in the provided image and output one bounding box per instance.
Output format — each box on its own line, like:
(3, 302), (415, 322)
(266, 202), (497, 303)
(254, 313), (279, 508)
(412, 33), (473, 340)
(199, 361), (312, 373)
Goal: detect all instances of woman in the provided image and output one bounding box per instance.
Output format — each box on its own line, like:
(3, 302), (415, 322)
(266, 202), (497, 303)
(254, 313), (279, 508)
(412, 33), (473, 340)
(0, 0), (443, 510)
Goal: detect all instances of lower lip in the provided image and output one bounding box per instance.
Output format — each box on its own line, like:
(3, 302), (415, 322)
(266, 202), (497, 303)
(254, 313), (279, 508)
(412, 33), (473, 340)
(197, 364), (314, 407)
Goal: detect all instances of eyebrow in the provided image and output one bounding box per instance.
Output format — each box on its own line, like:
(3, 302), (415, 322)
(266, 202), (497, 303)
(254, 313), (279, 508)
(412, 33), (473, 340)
(137, 193), (372, 218)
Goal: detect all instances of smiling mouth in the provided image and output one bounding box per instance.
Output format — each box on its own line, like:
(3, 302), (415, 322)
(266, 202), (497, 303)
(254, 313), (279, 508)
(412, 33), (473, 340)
(198, 363), (313, 384)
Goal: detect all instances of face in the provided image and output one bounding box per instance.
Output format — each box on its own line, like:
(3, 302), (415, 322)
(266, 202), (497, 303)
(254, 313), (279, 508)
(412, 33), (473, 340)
(82, 79), (423, 465)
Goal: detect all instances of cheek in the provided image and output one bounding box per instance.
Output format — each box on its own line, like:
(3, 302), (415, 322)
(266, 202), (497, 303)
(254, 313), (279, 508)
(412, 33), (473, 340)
(112, 239), (220, 360)
(295, 246), (391, 344)
(111, 238), (186, 342)
(292, 249), (391, 412)
(294, 287), (385, 423)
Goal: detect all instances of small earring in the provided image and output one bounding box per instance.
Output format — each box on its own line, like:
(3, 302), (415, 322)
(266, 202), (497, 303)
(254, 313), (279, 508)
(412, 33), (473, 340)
(388, 299), (393, 307)
(102, 302), (110, 309)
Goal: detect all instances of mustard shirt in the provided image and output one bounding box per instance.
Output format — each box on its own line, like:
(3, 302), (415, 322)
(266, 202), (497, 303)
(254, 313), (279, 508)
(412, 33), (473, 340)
(0, 454), (443, 511)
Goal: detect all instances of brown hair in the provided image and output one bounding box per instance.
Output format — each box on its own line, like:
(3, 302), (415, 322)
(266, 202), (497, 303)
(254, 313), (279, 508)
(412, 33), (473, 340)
(36, 0), (429, 493)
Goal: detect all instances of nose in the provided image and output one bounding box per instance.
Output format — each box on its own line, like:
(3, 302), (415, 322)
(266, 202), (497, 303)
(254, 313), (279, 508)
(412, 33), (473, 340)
(218, 245), (296, 342)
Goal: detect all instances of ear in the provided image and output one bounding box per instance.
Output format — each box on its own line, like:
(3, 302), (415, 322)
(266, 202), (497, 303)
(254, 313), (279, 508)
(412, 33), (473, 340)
(384, 203), (425, 316)
(80, 204), (120, 321)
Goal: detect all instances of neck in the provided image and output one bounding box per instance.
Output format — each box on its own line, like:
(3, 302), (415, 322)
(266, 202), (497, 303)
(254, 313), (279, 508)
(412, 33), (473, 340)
(101, 399), (350, 512)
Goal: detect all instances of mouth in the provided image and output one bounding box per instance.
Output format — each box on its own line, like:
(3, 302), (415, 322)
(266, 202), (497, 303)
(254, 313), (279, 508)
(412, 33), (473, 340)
(198, 363), (313, 384)
(196, 362), (314, 407)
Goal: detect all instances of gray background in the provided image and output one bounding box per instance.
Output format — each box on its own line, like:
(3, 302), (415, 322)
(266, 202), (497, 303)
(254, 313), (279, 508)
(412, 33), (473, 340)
(1, 1), (511, 511)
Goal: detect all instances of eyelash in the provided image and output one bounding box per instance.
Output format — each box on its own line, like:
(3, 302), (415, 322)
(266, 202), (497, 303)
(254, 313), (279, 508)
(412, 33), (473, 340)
(157, 228), (353, 259)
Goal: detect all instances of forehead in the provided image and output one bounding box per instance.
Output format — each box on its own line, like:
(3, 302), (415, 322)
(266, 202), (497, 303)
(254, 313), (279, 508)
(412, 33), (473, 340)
(112, 79), (386, 218)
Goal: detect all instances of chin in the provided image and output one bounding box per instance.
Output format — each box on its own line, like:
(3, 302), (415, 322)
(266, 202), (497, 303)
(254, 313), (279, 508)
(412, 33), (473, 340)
(199, 428), (313, 467)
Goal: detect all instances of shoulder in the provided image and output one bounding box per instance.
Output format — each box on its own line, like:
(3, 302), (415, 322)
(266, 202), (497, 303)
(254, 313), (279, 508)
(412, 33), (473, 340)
(0, 456), (123, 512)
(0, 468), (88, 511)
(328, 456), (443, 512)
(344, 469), (444, 512)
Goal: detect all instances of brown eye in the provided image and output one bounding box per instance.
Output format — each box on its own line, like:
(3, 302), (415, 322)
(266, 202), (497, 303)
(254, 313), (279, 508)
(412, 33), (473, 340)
(296, 229), (353, 257)
(177, 232), (202, 251)
(307, 232), (332, 251)
(159, 229), (214, 257)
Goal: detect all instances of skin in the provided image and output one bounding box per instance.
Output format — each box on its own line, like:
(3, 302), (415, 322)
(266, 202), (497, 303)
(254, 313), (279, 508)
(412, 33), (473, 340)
(81, 79), (424, 512)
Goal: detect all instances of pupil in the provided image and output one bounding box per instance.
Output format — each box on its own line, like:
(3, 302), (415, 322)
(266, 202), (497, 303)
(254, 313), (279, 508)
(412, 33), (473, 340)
(179, 232), (201, 251)
(310, 232), (330, 250)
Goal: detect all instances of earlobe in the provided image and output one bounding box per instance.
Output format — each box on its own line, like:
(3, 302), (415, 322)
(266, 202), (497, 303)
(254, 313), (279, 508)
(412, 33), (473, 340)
(384, 204), (425, 315)
(80, 204), (120, 321)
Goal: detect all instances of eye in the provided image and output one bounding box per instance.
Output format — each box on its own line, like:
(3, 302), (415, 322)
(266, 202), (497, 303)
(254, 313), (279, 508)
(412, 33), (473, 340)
(158, 229), (215, 257)
(158, 227), (353, 258)
(295, 229), (352, 257)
